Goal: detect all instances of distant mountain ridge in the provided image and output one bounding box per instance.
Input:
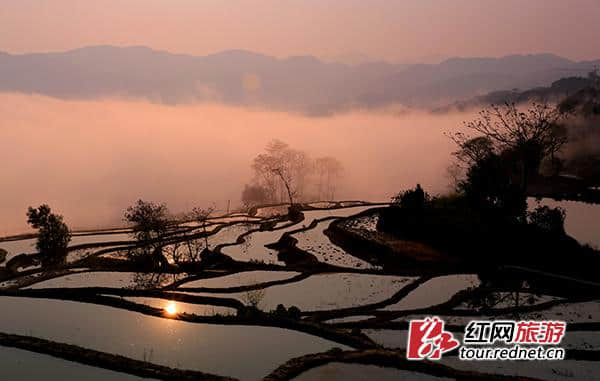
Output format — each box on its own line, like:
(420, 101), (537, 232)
(0, 46), (598, 115)
(436, 70), (600, 112)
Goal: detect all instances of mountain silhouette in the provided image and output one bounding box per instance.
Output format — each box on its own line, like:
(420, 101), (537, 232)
(1, 46), (597, 114)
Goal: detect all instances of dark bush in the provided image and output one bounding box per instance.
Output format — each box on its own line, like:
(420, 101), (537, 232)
(124, 200), (170, 262)
(458, 153), (527, 221)
(270, 304), (301, 319)
(288, 204), (303, 222)
(124, 200), (169, 244)
(274, 304), (287, 316)
(26, 205), (71, 267)
(528, 205), (566, 234)
(378, 184), (432, 234)
(287, 306), (301, 319)
(391, 184), (431, 210)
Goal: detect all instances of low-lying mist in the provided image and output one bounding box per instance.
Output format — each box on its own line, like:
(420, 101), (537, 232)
(0, 93), (470, 235)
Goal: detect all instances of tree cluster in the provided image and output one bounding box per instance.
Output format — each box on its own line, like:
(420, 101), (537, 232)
(390, 184), (431, 211)
(123, 199), (171, 267)
(124, 200), (170, 244)
(242, 139), (343, 208)
(450, 102), (568, 220)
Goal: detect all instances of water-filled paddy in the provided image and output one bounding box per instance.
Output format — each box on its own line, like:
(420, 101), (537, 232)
(2, 203), (598, 380)
(194, 273), (416, 311)
(497, 300), (600, 323)
(221, 206), (374, 264)
(455, 291), (560, 310)
(163, 223), (257, 264)
(0, 238), (37, 261)
(123, 297), (236, 316)
(180, 215), (261, 227)
(69, 232), (133, 247)
(0, 346), (145, 381)
(291, 220), (375, 268)
(255, 205), (290, 217)
(441, 358), (600, 381)
(27, 271), (140, 289)
(363, 329), (409, 349)
(178, 270), (301, 289)
(0, 297), (349, 381)
(529, 198), (600, 247)
(294, 362), (453, 381)
(0, 232), (133, 264)
(382, 274), (480, 311)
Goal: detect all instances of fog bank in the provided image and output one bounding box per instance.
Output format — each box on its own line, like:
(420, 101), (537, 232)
(0, 93), (468, 235)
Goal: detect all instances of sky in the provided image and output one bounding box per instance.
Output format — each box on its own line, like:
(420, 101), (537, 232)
(1, 0), (600, 234)
(1, 0), (599, 62)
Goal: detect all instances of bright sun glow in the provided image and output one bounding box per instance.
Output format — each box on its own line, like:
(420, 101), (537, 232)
(165, 301), (177, 315)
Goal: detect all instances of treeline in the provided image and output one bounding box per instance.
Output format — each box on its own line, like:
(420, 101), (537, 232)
(555, 71), (600, 183)
(439, 70), (600, 113)
(241, 139), (343, 208)
(11, 200), (215, 271)
(442, 70), (600, 186)
(378, 100), (599, 273)
(10, 140), (346, 270)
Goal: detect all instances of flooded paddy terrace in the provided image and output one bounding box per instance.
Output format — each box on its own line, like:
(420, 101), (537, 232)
(1, 201), (599, 380)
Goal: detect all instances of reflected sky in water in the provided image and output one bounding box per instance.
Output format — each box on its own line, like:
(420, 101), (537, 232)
(530, 198), (600, 248)
(0, 346), (144, 381)
(0, 297), (347, 380)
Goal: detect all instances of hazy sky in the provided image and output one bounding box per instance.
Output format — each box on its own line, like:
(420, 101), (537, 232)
(2, 0), (599, 62)
(1, 1), (600, 235)
(0, 93), (464, 234)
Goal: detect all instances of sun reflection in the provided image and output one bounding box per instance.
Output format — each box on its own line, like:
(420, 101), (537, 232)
(164, 301), (177, 316)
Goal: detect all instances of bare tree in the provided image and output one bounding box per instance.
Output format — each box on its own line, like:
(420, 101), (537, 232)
(453, 102), (566, 159)
(188, 206), (215, 250)
(252, 155), (280, 203)
(243, 288), (266, 310)
(251, 140), (311, 205)
(450, 102), (568, 191)
(451, 136), (495, 168)
(162, 206), (214, 265)
(247, 140), (345, 207)
(165, 237), (205, 265)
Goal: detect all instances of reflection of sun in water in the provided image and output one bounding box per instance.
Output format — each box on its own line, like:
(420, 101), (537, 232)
(165, 301), (177, 315)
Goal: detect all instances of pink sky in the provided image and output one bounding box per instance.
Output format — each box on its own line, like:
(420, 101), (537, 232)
(0, 93), (465, 234)
(1, 0), (599, 62)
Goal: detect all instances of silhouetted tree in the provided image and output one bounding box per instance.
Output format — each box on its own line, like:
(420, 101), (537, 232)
(124, 200), (169, 243)
(188, 206), (214, 250)
(247, 140), (344, 208)
(26, 204), (71, 267)
(251, 140), (311, 205)
(452, 136), (495, 167)
(391, 184), (431, 211)
(451, 102), (567, 192)
(163, 206), (215, 265)
(132, 272), (174, 290)
(458, 153), (528, 220)
(124, 200), (170, 266)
